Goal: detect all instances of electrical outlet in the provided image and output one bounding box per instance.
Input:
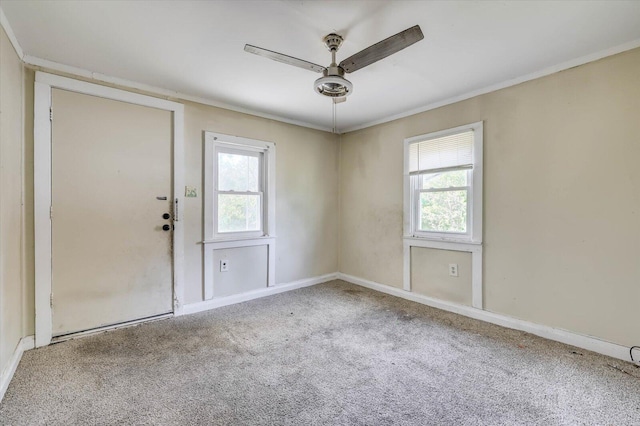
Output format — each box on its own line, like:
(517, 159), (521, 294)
(220, 260), (229, 272)
(449, 263), (458, 277)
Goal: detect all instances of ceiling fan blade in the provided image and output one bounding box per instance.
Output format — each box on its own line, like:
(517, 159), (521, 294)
(244, 44), (326, 73)
(339, 25), (424, 73)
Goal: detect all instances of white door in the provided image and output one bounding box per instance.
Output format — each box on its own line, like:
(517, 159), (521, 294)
(51, 88), (173, 336)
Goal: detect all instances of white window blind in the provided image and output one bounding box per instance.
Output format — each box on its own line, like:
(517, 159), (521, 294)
(409, 130), (474, 174)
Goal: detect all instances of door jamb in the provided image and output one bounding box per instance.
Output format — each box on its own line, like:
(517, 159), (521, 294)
(34, 72), (185, 347)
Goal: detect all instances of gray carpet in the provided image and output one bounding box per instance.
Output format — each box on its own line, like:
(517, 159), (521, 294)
(1, 280), (639, 425)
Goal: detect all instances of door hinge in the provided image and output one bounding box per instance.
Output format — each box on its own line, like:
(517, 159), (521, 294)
(49, 107), (53, 121)
(50, 293), (53, 308)
(50, 205), (53, 219)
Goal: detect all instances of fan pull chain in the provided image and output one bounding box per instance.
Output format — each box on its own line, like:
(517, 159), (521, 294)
(332, 101), (337, 134)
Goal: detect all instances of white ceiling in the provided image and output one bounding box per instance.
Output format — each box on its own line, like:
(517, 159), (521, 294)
(3, 1), (640, 132)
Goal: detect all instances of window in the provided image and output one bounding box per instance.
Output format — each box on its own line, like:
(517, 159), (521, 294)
(216, 149), (262, 234)
(404, 122), (482, 243)
(205, 132), (275, 240)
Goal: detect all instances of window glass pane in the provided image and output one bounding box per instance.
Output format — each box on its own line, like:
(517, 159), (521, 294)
(422, 169), (468, 189)
(218, 152), (260, 192)
(419, 190), (467, 233)
(218, 194), (261, 233)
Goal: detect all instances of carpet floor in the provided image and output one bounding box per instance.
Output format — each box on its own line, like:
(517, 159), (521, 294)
(1, 280), (639, 425)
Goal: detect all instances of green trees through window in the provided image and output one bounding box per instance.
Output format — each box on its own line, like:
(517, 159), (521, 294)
(418, 169), (468, 233)
(217, 152), (262, 233)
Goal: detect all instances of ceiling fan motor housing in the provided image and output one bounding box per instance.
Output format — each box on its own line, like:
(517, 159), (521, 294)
(323, 33), (343, 51)
(315, 34), (352, 98)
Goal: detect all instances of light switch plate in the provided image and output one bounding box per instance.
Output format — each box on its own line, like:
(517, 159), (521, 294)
(185, 186), (197, 197)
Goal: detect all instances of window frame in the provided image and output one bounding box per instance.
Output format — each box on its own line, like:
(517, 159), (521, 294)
(205, 132), (276, 242)
(403, 122), (483, 244)
(214, 145), (264, 239)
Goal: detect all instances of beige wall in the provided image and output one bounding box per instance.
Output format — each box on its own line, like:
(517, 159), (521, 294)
(15, 65), (339, 329)
(212, 246), (268, 298)
(5, 22), (639, 355)
(411, 248), (472, 306)
(339, 47), (640, 348)
(183, 101), (339, 304)
(0, 27), (26, 373)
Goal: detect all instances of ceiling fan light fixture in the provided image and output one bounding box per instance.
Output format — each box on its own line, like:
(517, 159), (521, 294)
(246, 25), (424, 104)
(314, 75), (353, 98)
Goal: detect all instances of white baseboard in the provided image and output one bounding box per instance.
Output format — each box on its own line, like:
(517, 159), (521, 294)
(182, 272), (339, 316)
(337, 273), (631, 363)
(1, 272), (629, 405)
(0, 335), (35, 403)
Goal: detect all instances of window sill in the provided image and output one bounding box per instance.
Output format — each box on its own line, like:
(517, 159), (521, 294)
(403, 236), (482, 252)
(202, 235), (275, 245)
(404, 235), (481, 245)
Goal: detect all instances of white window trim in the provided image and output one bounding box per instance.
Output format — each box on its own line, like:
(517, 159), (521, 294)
(203, 132), (276, 300)
(204, 132), (276, 241)
(403, 121), (483, 244)
(402, 121), (483, 309)
(213, 145), (264, 239)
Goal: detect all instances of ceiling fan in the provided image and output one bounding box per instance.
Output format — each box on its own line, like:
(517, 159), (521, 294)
(244, 25), (424, 104)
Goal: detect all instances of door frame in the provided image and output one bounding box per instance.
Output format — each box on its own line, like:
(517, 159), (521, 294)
(34, 72), (185, 347)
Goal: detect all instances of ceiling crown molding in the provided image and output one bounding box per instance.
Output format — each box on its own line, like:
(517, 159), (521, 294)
(5, 2), (640, 135)
(0, 6), (24, 59)
(341, 37), (640, 133)
(23, 55), (334, 133)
